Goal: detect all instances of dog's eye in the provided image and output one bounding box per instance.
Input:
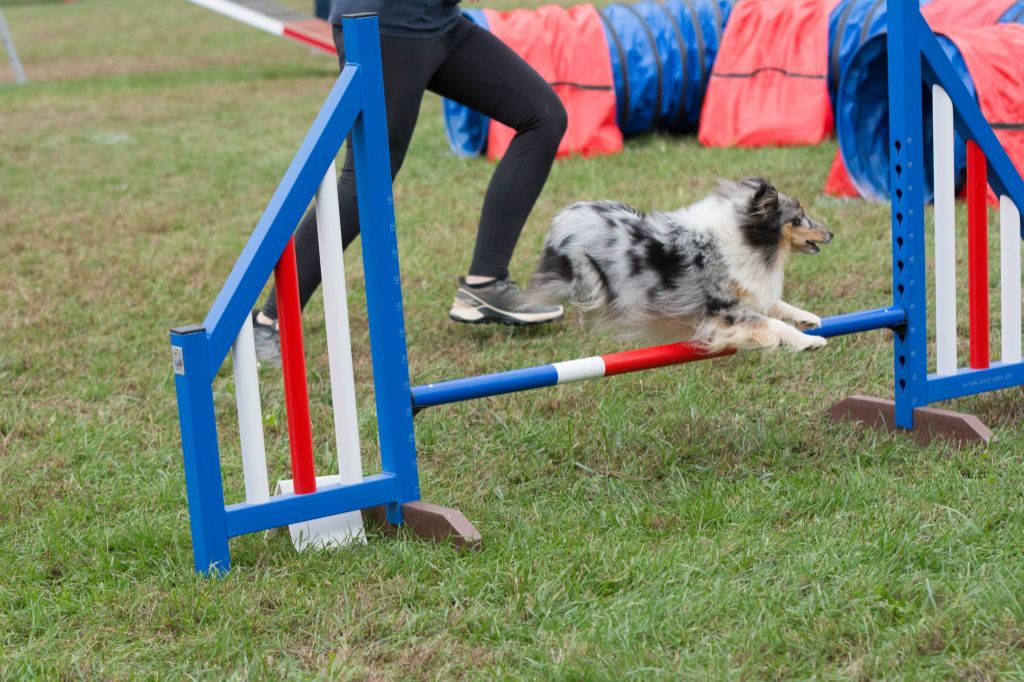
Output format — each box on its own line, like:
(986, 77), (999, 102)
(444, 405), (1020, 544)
(792, 217), (802, 226)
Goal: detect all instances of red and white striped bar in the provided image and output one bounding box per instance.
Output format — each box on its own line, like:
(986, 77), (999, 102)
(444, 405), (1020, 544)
(933, 85), (958, 376)
(1000, 195), (1022, 363)
(967, 140), (990, 369)
(411, 307), (906, 409)
(187, 0), (335, 55)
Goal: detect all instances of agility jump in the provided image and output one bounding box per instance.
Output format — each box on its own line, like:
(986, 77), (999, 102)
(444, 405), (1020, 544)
(171, 4), (1024, 575)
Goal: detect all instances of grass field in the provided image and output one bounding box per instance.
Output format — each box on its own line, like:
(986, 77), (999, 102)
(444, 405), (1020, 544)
(4, 1), (1024, 679)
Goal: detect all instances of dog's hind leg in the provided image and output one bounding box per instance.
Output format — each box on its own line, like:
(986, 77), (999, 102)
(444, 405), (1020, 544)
(769, 300), (822, 330)
(701, 311), (826, 352)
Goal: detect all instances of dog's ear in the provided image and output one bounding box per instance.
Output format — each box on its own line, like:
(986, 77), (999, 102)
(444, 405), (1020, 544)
(749, 179), (779, 215)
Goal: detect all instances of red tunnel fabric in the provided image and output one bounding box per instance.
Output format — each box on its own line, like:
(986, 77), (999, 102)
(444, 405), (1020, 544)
(942, 23), (1024, 204)
(482, 4), (623, 161)
(698, 0), (840, 148)
(825, 0), (1024, 197)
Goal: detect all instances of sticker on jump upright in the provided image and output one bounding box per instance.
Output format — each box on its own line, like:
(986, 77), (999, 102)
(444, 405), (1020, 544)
(172, 346), (185, 376)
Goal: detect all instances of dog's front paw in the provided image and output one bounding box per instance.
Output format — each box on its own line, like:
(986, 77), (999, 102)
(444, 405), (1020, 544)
(792, 312), (822, 330)
(790, 333), (827, 352)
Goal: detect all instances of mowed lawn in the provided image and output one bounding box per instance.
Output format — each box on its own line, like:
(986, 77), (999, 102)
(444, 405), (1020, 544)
(4, 1), (1024, 679)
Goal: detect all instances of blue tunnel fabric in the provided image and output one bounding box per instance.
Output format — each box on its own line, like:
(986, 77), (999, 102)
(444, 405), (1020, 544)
(442, 1), (730, 155)
(836, 32), (974, 202)
(828, 0), (1024, 112)
(600, 0), (730, 135)
(827, 0), (932, 112)
(442, 8), (490, 157)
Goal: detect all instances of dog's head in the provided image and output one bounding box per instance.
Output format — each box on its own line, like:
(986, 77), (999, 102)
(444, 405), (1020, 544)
(720, 177), (833, 260)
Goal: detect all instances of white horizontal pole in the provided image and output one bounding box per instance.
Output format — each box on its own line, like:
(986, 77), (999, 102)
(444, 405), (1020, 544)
(1000, 195), (1022, 363)
(233, 314), (270, 504)
(186, 0), (285, 36)
(933, 85), (957, 376)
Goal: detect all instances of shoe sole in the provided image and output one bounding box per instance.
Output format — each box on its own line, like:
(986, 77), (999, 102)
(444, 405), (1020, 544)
(448, 298), (563, 326)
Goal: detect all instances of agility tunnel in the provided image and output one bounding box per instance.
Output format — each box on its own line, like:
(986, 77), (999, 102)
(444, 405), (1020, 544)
(826, 0), (1024, 198)
(172, 5), (1024, 576)
(830, 0), (1024, 109)
(836, 22), (1024, 202)
(698, 0), (839, 148)
(443, 0), (732, 158)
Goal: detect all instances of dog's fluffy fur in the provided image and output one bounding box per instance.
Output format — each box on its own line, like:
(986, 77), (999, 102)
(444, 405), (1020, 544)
(529, 177), (834, 352)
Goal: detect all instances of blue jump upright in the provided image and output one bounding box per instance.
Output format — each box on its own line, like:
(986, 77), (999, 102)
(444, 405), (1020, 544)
(170, 14), (479, 576)
(828, 1), (1024, 444)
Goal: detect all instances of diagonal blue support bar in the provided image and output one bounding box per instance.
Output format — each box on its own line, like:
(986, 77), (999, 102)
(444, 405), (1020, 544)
(204, 64), (363, 372)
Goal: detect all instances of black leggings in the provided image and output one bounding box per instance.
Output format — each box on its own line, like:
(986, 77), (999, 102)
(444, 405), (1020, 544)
(262, 18), (568, 319)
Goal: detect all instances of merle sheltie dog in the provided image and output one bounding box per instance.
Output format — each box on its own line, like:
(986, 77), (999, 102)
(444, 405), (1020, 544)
(529, 178), (834, 352)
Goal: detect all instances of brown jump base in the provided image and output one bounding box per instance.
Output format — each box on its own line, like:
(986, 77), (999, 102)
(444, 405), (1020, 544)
(828, 395), (992, 446)
(363, 501), (482, 550)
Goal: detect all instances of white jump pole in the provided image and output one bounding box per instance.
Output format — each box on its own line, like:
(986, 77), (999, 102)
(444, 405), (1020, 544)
(0, 4), (25, 85)
(1000, 196), (1022, 363)
(316, 162), (364, 488)
(232, 314), (270, 503)
(276, 162), (365, 550)
(933, 85), (957, 376)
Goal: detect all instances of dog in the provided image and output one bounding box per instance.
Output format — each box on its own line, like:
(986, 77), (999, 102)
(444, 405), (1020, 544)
(529, 177), (833, 352)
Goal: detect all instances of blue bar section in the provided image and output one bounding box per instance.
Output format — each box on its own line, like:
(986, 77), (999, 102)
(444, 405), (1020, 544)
(887, 4), (929, 430)
(203, 64), (363, 372)
(345, 15), (421, 525)
(224, 474), (398, 537)
(170, 326), (231, 575)
(412, 364), (559, 408)
(411, 307), (903, 409)
(928, 361), (1024, 403)
(806, 306), (905, 338)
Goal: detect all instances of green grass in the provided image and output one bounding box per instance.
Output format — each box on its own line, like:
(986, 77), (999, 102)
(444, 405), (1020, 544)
(4, 1), (1024, 679)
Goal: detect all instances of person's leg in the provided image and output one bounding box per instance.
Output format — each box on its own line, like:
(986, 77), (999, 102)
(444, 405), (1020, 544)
(429, 21), (568, 282)
(258, 28), (438, 324)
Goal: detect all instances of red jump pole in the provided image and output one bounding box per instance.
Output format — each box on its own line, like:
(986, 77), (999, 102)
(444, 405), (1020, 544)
(275, 237), (317, 494)
(966, 140), (990, 370)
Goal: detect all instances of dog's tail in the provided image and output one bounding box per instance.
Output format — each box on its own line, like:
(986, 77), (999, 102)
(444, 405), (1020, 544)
(526, 244), (575, 305)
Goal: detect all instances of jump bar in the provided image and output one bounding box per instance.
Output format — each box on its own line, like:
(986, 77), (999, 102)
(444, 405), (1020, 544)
(411, 306), (906, 409)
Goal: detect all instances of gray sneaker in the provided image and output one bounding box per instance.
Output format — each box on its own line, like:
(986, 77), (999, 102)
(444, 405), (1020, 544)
(251, 312), (282, 367)
(449, 277), (564, 326)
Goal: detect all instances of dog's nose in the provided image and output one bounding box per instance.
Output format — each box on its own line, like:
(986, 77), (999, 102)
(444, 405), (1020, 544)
(824, 230), (834, 243)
